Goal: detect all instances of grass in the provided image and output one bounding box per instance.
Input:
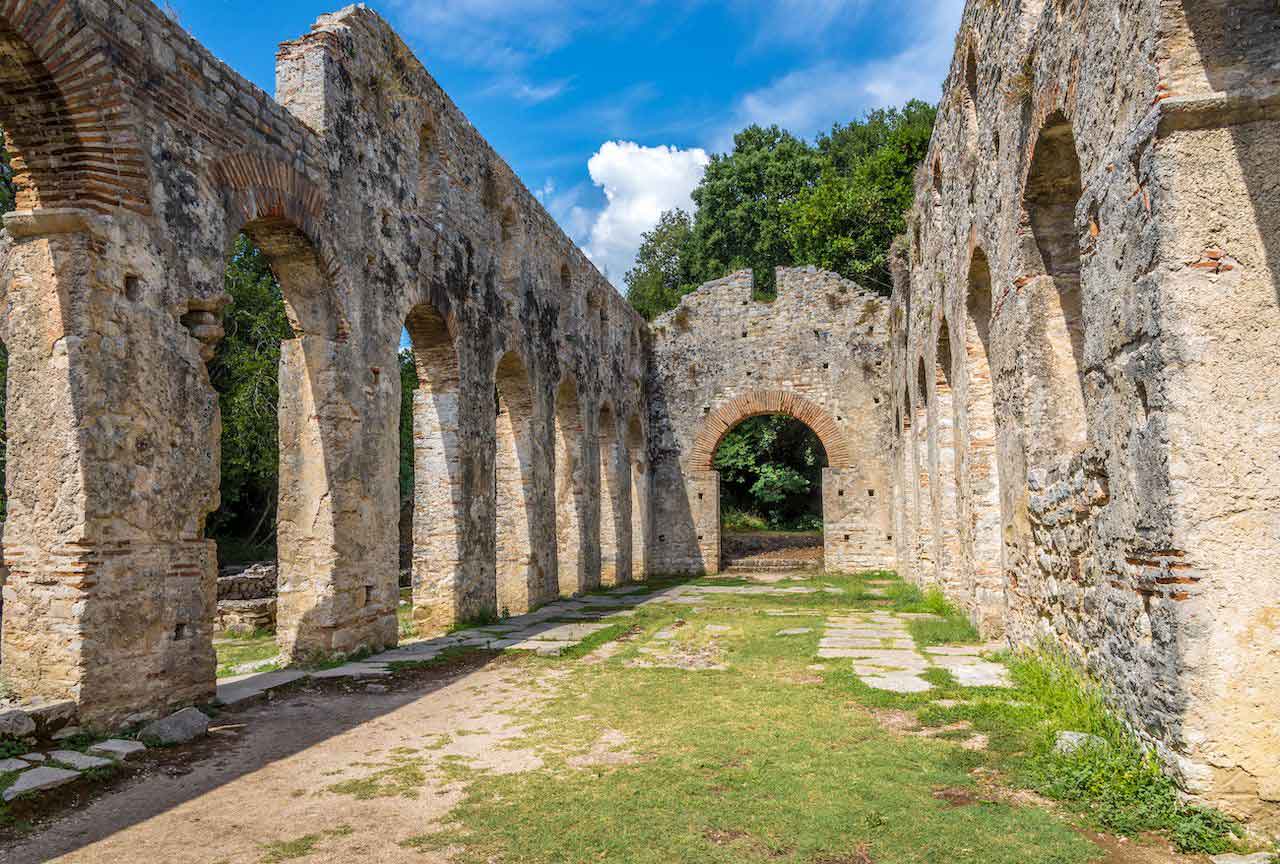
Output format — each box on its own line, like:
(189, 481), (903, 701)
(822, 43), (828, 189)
(214, 629), (280, 679)
(373, 569), (1248, 863)
(259, 833), (323, 862)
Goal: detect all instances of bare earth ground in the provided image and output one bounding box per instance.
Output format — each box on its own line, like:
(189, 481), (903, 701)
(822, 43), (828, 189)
(3, 655), (544, 864)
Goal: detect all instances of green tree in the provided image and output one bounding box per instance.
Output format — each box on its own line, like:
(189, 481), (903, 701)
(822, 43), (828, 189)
(687, 125), (823, 293)
(624, 209), (695, 321)
(786, 101), (936, 291)
(624, 102), (935, 322)
(0, 129), (14, 214)
(206, 235), (295, 563)
(713, 415), (826, 530)
(399, 346), (417, 502)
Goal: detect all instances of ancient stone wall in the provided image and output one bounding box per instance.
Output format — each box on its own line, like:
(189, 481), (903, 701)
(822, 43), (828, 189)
(0, 0), (647, 727)
(648, 268), (894, 575)
(889, 0), (1279, 826)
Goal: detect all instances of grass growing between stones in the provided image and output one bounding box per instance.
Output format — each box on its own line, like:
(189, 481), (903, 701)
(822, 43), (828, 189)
(396, 583), (1096, 863)
(214, 630), (280, 679)
(386, 570), (1250, 862)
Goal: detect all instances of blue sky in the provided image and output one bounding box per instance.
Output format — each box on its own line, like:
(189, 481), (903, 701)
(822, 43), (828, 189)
(174, 0), (964, 282)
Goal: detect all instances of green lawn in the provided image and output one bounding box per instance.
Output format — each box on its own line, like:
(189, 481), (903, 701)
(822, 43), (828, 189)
(384, 570), (1243, 864)
(214, 630), (280, 679)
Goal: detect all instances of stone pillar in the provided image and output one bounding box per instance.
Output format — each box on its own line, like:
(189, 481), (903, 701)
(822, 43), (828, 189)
(1, 209), (219, 726)
(630, 456), (649, 580)
(411, 387), (468, 633)
(275, 336), (398, 660)
(599, 432), (624, 586)
(689, 470), (720, 575)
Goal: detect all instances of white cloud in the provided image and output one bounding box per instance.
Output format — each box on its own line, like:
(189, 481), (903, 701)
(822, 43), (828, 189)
(744, 0), (871, 45)
(723, 0), (964, 145)
(579, 141), (710, 282)
(385, 0), (581, 69)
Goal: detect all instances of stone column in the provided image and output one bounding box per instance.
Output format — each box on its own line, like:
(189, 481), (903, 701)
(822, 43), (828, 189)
(275, 336), (398, 660)
(1, 209), (219, 726)
(630, 456), (649, 580)
(411, 387), (468, 633)
(689, 470), (720, 575)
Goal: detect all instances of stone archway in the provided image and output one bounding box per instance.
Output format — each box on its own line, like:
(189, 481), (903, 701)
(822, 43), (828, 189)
(690, 389), (858, 573)
(690, 389), (854, 473)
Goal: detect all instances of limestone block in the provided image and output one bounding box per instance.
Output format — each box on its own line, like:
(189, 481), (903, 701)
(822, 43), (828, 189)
(140, 708), (210, 746)
(0, 709), (35, 738)
(88, 740), (147, 761)
(49, 750), (113, 770)
(2, 766), (79, 802)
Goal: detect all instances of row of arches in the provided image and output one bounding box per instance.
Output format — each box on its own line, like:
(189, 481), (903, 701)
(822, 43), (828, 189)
(409, 302), (648, 629)
(901, 108), (1090, 633)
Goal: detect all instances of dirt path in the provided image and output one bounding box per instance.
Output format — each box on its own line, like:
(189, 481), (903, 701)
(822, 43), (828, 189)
(3, 655), (552, 864)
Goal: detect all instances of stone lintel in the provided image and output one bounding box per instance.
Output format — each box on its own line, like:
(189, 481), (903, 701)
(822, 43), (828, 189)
(2, 208), (97, 238)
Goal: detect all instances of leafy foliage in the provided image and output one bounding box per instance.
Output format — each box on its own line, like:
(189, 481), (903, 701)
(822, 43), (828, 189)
(399, 346), (418, 503)
(624, 210), (695, 322)
(205, 235), (295, 564)
(625, 101), (936, 320)
(713, 415), (825, 530)
(1009, 648), (1243, 854)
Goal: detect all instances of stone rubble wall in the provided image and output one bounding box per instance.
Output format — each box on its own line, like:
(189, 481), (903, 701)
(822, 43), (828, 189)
(888, 0), (1279, 826)
(0, 0), (647, 728)
(648, 267), (894, 575)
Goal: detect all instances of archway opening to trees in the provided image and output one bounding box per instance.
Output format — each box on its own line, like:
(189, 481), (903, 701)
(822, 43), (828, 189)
(713, 414), (828, 571)
(206, 236), (294, 574)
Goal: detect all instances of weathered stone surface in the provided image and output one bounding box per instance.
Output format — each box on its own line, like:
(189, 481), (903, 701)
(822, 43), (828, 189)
(0, 0), (647, 733)
(140, 708), (210, 746)
(88, 740), (147, 761)
(775, 628), (813, 636)
(2, 766), (79, 802)
(216, 563), (277, 601)
(49, 750), (113, 771)
(648, 268), (893, 576)
(0, 758), (29, 773)
(214, 599), (277, 635)
(0, 708), (35, 738)
(883, 0), (1280, 825)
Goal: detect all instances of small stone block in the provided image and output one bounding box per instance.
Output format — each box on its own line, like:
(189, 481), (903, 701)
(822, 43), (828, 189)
(88, 740), (147, 761)
(19, 753), (46, 763)
(0, 758), (30, 773)
(51, 726), (82, 741)
(775, 628), (812, 636)
(49, 750), (113, 771)
(2, 766), (80, 802)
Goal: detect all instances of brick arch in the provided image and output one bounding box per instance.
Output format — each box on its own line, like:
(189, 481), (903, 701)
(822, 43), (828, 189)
(213, 152), (328, 248)
(0, 1), (151, 215)
(690, 389), (853, 471)
(212, 152), (347, 340)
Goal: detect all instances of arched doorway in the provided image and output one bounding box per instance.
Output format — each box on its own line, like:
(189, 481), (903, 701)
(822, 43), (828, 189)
(690, 390), (856, 574)
(714, 414), (828, 571)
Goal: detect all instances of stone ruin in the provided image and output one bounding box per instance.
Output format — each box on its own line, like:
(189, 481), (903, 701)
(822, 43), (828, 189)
(0, 0), (1273, 830)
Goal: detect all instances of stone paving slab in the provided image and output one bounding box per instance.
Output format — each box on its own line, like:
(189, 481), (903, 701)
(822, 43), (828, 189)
(775, 628), (813, 636)
(3, 766), (79, 802)
(821, 611), (1013, 693)
(216, 670), (308, 705)
(88, 740), (147, 761)
(0, 758), (29, 773)
(49, 750), (114, 771)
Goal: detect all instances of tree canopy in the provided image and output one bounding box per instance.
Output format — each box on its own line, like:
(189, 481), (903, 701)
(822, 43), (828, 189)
(624, 100), (936, 320)
(714, 415), (827, 531)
